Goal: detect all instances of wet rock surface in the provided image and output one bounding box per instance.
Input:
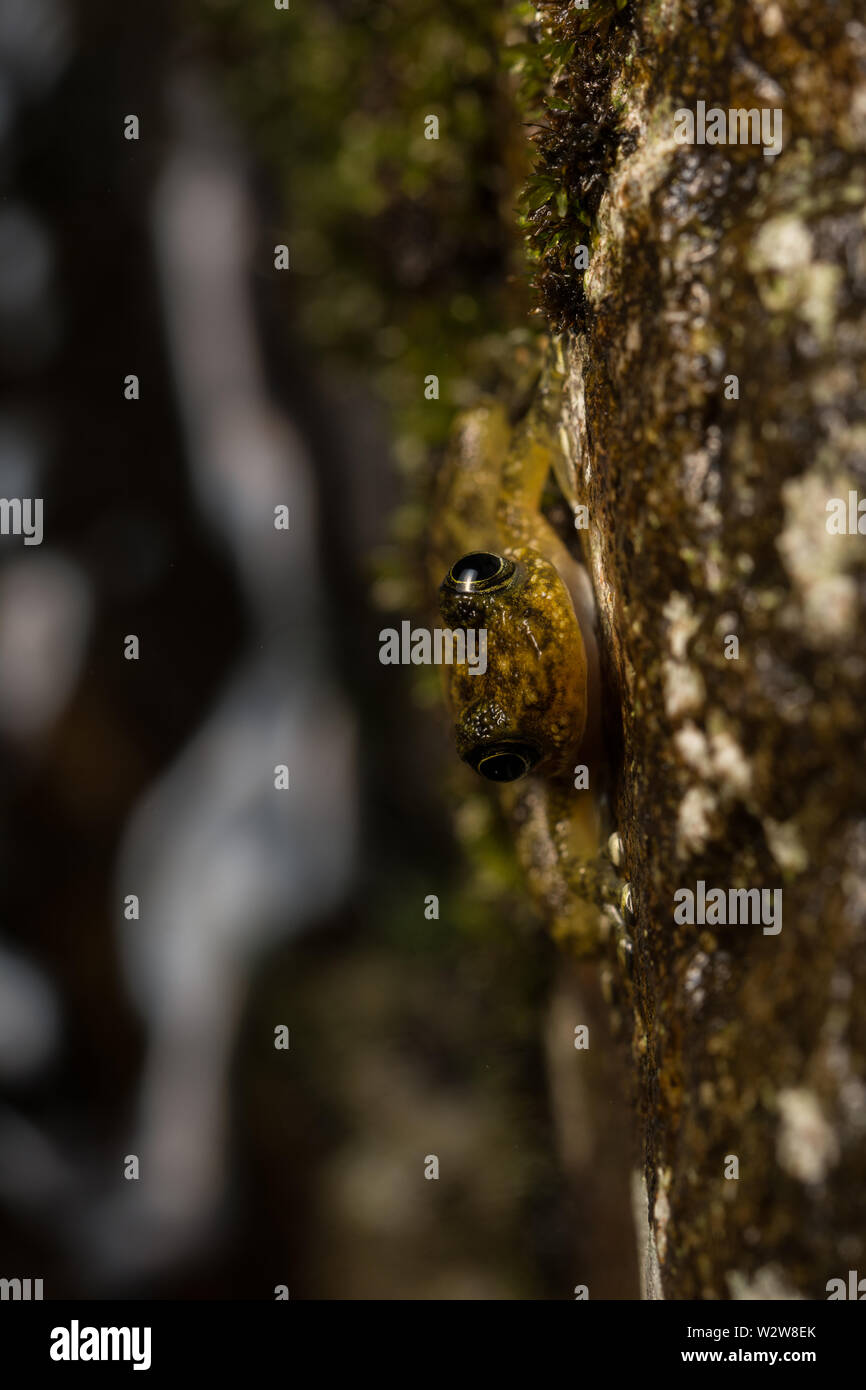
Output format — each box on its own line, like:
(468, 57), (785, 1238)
(538, 0), (866, 1298)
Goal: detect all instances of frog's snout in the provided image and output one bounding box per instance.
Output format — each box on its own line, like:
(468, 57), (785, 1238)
(438, 553), (538, 781)
(438, 544), (587, 781)
(466, 740), (540, 783)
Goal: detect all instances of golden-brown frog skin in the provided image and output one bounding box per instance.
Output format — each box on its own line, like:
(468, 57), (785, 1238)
(430, 352), (618, 955)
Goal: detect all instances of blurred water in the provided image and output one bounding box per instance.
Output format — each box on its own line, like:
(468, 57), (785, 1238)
(0, 12), (358, 1283)
(79, 77), (359, 1276)
(0, 554), (91, 738)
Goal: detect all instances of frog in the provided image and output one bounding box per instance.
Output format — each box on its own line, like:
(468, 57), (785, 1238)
(429, 339), (628, 959)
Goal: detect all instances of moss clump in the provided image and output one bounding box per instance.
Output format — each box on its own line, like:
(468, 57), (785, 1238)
(509, 0), (634, 330)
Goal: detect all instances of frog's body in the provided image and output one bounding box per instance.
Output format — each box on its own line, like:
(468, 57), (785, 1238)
(430, 349), (618, 955)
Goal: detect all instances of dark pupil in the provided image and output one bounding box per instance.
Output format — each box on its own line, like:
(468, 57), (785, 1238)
(477, 748), (533, 782)
(452, 551), (503, 586)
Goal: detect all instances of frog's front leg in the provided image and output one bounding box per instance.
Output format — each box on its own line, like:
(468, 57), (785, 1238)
(501, 771), (623, 958)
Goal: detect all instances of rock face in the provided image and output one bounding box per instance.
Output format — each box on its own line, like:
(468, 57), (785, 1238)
(540, 0), (866, 1298)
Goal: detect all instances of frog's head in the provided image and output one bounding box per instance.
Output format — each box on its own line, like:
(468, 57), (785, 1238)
(438, 549), (589, 783)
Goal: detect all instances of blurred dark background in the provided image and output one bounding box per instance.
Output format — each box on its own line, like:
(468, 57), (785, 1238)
(0, 0), (637, 1298)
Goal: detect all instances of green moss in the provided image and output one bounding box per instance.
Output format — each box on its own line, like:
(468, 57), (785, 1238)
(509, 0), (635, 330)
(193, 0), (529, 450)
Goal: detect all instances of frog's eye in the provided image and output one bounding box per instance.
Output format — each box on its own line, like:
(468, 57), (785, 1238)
(466, 740), (540, 783)
(444, 551), (516, 594)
